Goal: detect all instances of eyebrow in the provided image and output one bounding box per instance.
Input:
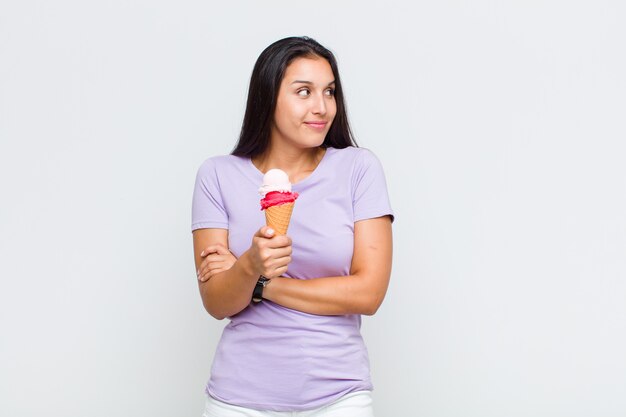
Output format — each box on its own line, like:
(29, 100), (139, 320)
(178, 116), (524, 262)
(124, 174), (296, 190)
(290, 80), (336, 86)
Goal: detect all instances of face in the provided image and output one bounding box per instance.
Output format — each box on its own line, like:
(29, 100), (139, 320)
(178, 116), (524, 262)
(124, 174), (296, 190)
(271, 56), (337, 150)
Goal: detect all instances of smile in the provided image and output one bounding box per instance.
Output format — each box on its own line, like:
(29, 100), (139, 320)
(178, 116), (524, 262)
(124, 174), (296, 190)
(304, 121), (327, 130)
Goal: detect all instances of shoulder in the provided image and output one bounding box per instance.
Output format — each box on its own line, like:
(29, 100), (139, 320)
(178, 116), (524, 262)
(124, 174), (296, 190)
(197, 154), (245, 170)
(326, 146), (382, 169)
(196, 154), (247, 177)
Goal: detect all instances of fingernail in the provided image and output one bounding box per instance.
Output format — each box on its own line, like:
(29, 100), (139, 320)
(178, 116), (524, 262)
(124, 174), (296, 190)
(196, 269), (199, 276)
(267, 228), (275, 236)
(200, 250), (205, 256)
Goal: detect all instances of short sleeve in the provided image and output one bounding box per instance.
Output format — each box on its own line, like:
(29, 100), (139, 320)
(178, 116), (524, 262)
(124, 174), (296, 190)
(191, 159), (229, 231)
(352, 149), (395, 223)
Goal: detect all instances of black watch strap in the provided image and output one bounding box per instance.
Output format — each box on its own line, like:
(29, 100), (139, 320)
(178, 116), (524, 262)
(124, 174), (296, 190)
(252, 276), (270, 303)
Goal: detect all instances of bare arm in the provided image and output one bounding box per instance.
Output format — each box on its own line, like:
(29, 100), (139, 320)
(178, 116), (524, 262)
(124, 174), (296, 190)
(263, 216), (393, 316)
(192, 227), (292, 320)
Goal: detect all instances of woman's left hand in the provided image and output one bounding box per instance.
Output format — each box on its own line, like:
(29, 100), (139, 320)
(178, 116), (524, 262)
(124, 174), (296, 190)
(197, 243), (237, 282)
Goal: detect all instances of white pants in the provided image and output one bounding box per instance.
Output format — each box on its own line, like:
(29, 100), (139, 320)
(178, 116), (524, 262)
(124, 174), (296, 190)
(202, 391), (375, 417)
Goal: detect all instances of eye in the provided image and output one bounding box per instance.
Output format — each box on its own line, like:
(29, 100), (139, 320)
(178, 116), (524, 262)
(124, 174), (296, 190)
(297, 88), (310, 97)
(325, 88), (336, 96)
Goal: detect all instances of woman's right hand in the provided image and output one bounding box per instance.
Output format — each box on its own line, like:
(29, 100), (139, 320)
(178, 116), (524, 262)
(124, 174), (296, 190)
(248, 226), (292, 278)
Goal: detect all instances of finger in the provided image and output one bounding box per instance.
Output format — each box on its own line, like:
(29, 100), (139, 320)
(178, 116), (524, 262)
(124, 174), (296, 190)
(198, 264), (208, 280)
(254, 226), (275, 239)
(203, 259), (234, 277)
(199, 256), (212, 270)
(198, 269), (209, 282)
(206, 260), (227, 272)
(262, 255), (291, 276)
(199, 259), (218, 278)
(213, 244), (231, 256)
(201, 253), (230, 270)
(257, 247), (290, 273)
(267, 265), (288, 279)
(272, 256), (292, 272)
(212, 254), (235, 265)
(200, 243), (225, 257)
(268, 246), (292, 259)
(199, 262), (223, 281)
(264, 236), (292, 250)
(207, 250), (236, 262)
(198, 266), (211, 282)
(204, 254), (225, 264)
(204, 243), (231, 257)
(274, 254), (292, 265)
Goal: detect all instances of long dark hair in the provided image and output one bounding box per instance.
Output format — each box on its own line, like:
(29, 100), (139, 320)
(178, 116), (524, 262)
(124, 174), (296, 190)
(231, 36), (357, 157)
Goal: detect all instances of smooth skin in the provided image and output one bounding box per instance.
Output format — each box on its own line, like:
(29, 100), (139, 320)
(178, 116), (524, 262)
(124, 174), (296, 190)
(193, 56), (392, 320)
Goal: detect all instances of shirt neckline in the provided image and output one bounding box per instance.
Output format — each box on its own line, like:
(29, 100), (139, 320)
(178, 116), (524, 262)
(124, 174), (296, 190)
(246, 147), (336, 190)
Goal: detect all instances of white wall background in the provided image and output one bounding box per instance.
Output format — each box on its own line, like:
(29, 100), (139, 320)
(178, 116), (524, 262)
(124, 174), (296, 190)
(1, 1), (625, 416)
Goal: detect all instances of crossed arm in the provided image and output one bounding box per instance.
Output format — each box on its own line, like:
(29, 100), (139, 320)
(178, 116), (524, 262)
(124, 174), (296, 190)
(193, 216), (392, 320)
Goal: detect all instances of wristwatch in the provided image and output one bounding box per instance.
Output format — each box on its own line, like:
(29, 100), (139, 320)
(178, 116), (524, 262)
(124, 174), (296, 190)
(252, 276), (271, 303)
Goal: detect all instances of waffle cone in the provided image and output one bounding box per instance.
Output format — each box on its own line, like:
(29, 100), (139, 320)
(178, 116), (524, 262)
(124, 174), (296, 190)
(264, 202), (295, 235)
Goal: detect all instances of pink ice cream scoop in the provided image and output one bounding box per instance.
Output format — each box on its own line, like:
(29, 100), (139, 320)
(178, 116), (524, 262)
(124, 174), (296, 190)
(258, 169), (299, 235)
(259, 169), (299, 210)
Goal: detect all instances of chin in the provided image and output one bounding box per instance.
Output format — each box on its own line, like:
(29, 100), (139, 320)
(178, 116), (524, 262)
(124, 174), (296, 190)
(304, 138), (326, 149)
(290, 136), (324, 149)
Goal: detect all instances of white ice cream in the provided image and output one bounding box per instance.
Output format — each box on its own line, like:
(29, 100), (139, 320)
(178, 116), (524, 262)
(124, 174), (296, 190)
(259, 168), (292, 197)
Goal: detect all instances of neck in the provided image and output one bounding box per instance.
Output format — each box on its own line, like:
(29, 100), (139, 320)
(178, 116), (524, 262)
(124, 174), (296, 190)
(252, 144), (326, 184)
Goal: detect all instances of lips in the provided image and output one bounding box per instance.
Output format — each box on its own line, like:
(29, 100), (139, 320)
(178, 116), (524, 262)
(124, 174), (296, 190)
(304, 121), (328, 130)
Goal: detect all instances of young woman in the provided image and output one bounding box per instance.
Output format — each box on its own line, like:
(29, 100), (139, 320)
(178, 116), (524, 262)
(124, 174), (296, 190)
(192, 36), (393, 416)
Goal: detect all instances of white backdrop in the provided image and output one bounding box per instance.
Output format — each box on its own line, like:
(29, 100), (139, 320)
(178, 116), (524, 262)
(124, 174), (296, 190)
(1, 1), (625, 416)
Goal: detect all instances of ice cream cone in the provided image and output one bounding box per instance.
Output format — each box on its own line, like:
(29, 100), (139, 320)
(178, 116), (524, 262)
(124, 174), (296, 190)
(265, 202), (294, 235)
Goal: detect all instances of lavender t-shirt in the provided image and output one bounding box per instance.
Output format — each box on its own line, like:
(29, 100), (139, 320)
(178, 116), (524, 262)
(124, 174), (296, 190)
(191, 146), (393, 411)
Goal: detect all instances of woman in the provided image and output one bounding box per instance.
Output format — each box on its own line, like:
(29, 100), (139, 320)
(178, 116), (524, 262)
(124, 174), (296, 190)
(192, 36), (393, 416)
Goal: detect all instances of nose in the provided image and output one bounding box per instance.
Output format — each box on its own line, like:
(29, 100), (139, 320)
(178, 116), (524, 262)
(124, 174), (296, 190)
(311, 92), (327, 116)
